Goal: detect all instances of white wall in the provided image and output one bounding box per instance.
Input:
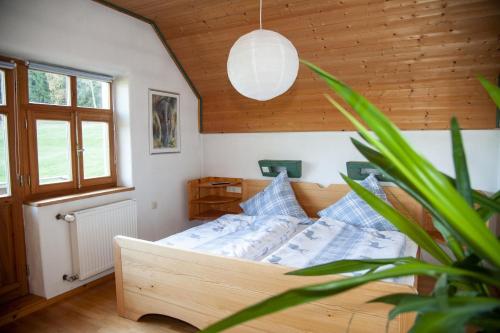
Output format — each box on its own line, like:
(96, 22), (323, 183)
(0, 0), (202, 240)
(202, 130), (500, 193)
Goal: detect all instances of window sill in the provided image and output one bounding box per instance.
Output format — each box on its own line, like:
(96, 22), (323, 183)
(24, 186), (135, 207)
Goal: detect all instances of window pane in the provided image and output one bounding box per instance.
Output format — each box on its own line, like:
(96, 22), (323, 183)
(28, 70), (70, 106)
(77, 78), (110, 109)
(0, 70), (5, 106)
(82, 121), (110, 179)
(36, 120), (72, 185)
(0, 115), (11, 197)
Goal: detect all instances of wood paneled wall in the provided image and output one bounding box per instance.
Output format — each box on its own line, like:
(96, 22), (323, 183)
(106, 0), (500, 132)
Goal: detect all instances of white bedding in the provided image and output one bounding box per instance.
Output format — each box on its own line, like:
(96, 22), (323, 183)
(156, 214), (311, 260)
(157, 215), (417, 286)
(262, 217), (417, 285)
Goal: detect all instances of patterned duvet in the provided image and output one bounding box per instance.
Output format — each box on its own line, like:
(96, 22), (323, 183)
(156, 214), (417, 285)
(156, 214), (310, 260)
(262, 217), (417, 285)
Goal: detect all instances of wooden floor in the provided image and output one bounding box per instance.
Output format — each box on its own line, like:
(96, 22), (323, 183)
(0, 276), (435, 332)
(0, 281), (198, 333)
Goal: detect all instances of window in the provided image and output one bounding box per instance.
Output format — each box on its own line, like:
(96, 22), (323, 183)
(26, 65), (115, 196)
(77, 78), (110, 109)
(0, 70), (5, 106)
(28, 69), (71, 106)
(0, 114), (10, 197)
(81, 121), (110, 179)
(36, 120), (73, 185)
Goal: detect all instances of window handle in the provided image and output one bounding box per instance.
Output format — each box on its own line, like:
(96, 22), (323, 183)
(77, 147), (85, 154)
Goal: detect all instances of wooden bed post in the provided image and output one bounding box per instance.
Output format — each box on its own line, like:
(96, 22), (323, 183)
(399, 312), (417, 332)
(113, 240), (125, 317)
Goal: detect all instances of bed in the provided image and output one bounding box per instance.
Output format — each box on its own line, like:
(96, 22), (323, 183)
(113, 179), (425, 332)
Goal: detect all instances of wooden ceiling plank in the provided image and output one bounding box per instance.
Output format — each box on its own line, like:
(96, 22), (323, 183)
(104, 0), (500, 132)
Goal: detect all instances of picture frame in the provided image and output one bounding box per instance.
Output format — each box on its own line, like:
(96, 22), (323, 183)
(148, 89), (180, 154)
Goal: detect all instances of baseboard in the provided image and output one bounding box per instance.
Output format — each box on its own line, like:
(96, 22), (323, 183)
(0, 273), (115, 327)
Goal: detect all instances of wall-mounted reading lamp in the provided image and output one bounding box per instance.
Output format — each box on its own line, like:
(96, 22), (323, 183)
(346, 161), (391, 182)
(258, 160), (302, 178)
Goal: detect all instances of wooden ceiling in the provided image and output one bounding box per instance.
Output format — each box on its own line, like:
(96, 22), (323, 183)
(104, 0), (500, 132)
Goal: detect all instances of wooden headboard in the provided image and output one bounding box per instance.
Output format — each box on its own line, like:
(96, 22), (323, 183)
(242, 179), (426, 225)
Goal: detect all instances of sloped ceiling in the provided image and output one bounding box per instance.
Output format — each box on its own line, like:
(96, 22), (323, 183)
(102, 0), (500, 132)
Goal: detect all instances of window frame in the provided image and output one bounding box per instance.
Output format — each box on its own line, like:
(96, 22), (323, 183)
(27, 68), (72, 107)
(76, 77), (111, 110)
(77, 110), (115, 187)
(23, 68), (116, 197)
(27, 110), (78, 194)
(0, 68), (15, 199)
(0, 69), (7, 106)
(0, 113), (11, 198)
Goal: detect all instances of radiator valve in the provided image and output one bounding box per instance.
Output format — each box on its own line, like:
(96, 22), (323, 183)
(55, 213), (76, 223)
(62, 274), (79, 282)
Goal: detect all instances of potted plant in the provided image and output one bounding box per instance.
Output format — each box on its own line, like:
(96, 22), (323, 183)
(201, 61), (500, 333)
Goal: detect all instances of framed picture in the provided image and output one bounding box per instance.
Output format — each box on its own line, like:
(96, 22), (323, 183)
(148, 89), (180, 154)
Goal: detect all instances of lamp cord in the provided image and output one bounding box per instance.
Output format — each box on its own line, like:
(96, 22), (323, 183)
(259, 0), (263, 29)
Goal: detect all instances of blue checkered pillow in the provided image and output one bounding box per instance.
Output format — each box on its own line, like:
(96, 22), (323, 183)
(318, 174), (397, 231)
(240, 172), (308, 219)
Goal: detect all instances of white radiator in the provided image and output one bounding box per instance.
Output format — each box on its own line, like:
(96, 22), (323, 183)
(68, 200), (137, 280)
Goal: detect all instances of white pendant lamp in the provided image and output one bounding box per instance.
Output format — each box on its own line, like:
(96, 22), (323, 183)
(227, 0), (299, 101)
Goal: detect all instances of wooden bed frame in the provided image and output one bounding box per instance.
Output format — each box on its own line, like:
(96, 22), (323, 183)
(114, 179), (425, 332)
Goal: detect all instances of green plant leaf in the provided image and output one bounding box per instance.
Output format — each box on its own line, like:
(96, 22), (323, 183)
(476, 190), (500, 221)
(443, 173), (500, 212)
(288, 257), (417, 276)
(341, 174), (453, 265)
(442, 174), (500, 222)
(443, 175), (500, 213)
(478, 76), (500, 109)
(450, 117), (473, 206)
(201, 263), (500, 333)
(473, 190), (500, 212)
(351, 138), (466, 260)
(371, 294), (500, 324)
(370, 293), (432, 320)
(433, 274), (450, 297)
(453, 255), (500, 283)
(302, 60), (500, 267)
(469, 315), (500, 331)
(410, 300), (500, 333)
(456, 254), (482, 269)
(432, 221), (465, 261)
